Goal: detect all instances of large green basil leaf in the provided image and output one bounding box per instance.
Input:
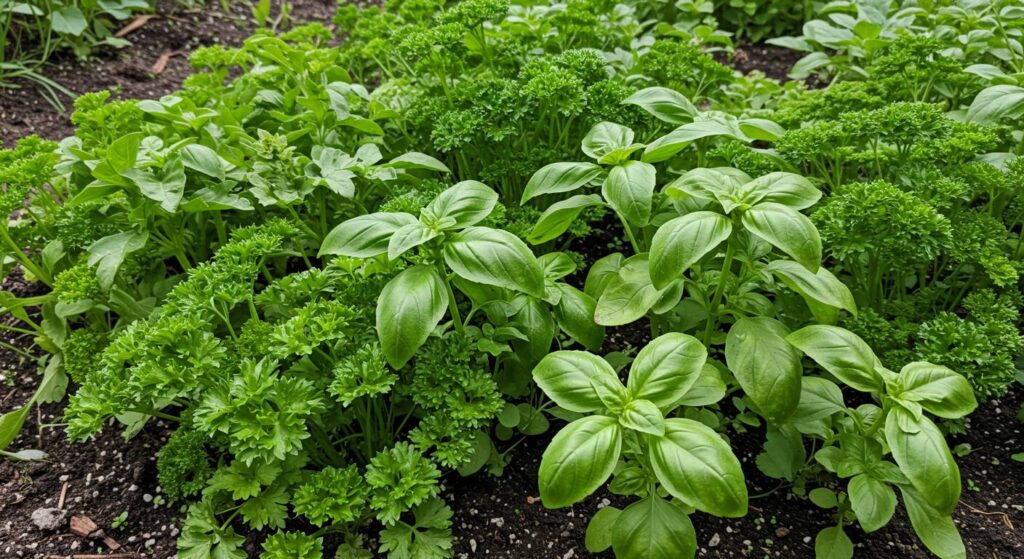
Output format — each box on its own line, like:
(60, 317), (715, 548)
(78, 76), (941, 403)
(627, 333), (706, 411)
(741, 172), (820, 210)
(532, 351), (625, 413)
(897, 362), (977, 419)
(885, 408), (960, 515)
(602, 161), (656, 227)
(648, 211), (732, 289)
(425, 180), (498, 229)
(848, 474), (895, 533)
(376, 265), (448, 369)
(675, 364), (727, 407)
(649, 418), (748, 517)
(901, 486), (967, 559)
(767, 260), (857, 322)
(123, 156), (186, 213)
(522, 162), (603, 203)
(539, 416), (622, 507)
(553, 284), (605, 351)
(87, 230), (149, 290)
(444, 227), (544, 297)
(741, 202), (820, 272)
(794, 377), (845, 422)
(612, 497), (696, 559)
(319, 212), (417, 257)
(584, 252), (624, 299)
(622, 87), (697, 125)
(528, 194), (604, 245)
(786, 326), (884, 393)
(725, 317), (802, 423)
(966, 84), (1024, 124)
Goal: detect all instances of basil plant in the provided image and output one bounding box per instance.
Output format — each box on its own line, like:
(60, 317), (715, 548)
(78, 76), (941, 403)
(532, 333), (747, 559)
(785, 325), (977, 559)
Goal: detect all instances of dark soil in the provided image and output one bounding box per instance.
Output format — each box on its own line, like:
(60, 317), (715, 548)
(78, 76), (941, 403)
(0, 0), (337, 147)
(721, 44), (805, 82)
(2, 5), (1023, 559)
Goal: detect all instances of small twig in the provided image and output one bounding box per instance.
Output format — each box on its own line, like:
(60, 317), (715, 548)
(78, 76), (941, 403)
(962, 501), (1015, 530)
(57, 481), (68, 509)
(114, 14), (156, 38)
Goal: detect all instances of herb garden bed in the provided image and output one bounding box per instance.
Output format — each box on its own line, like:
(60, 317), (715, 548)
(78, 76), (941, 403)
(2, 1), (1024, 558)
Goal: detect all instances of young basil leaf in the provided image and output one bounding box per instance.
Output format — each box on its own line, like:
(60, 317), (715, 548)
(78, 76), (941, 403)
(538, 415), (622, 508)
(319, 212), (418, 258)
(627, 333), (707, 411)
(553, 285), (605, 351)
(649, 418), (748, 517)
(425, 181), (498, 229)
(539, 252), (577, 280)
(814, 526), (853, 559)
(737, 118), (785, 142)
(786, 326), (884, 393)
(387, 222), (438, 260)
(741, 202), (821, 272)
(521, 162), (603, 204)
(741, 172), (821, 210)
(675, 364), (727, 407)
(725, 317), (802, 423)
(649, 211), (732, 289)
(180, 143), (228, 180)
(123, 156), (187, 213)
(900, 486), (967, 559)
(602, 161), (656, 227)
(794, 377), (846, 423)
(885, 407), (960, 515)
(585, 505), (621, 553)
(582, 122), (635, 161)
(443, 227), (544, 297)
(376, 265), (448, 369)
(848, 474), (896, 533)
(896, 363), (977, 419)
(619, 399), (665, 436)
(622, 87), (697, 125)
(528, 194), (604, 245)
(532, 351), (623, 413)
(612, 497), (696, 559)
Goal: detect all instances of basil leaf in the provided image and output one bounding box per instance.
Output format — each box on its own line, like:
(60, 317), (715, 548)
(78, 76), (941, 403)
(539, 416), (622, 507)
(376, 265), (448, 369)
(627, 333), (707, 411)
(966, 84), (1024, 124)
(612, 497), (696, 559)
(444, 227), (544, 297)
(885, 407), (960, 515)
(622, 87), (697, 125)
(742, 202), (821, 272)
(897, 362), (977, 419)
(582, 122), (635, 161)
(725, 317), (803, 423)
(553, 284), (605, 351)
(532, 351), (623, 413)
(787, 326), (884, 393)
(585, 505), (621, 553)
(528, 194), (604, 245)
(901, 486), (967, 559)
(648, 211), (732, 289)
(594, 254), (662, 326)
(649, 418), (748, 517)
(602, 161), (656, 227)
(619, 398), (665, 436)
(848, 474), (896, 533)
(425, 181), (498, 229)
(319, 212), (417, 258)
(522, 162), (603, 203)
(742, 172), (821, 210)
(767, 260), (857, 320)
(387, 222), (438, 260)
(814, 526), (853, 559)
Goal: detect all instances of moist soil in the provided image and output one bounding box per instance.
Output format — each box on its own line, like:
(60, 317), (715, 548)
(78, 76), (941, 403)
(2, 3), (1023, 558)
(1, 0), (337, 147)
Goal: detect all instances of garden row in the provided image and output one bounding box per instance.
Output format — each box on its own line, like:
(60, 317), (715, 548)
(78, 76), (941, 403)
(1, 0), (1023, 558)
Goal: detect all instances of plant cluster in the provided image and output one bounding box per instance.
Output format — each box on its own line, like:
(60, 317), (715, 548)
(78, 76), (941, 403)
(0, 0), (1021, 558)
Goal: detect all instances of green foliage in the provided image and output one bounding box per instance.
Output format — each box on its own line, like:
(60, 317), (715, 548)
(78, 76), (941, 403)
(157, 428), (212, 502)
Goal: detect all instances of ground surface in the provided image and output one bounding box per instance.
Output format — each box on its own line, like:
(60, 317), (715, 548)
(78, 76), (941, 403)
(2, 2), (1023, 558)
